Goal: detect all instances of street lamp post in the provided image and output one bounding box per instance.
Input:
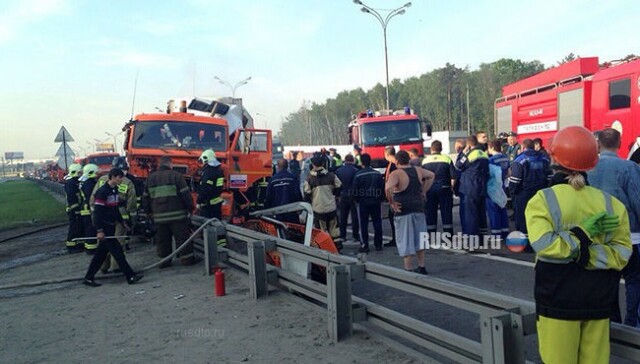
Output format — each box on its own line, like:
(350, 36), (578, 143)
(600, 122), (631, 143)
(105, 132), (120, 154)
(255, 112), (268, 129)
(353, 0), (411, 110)
(213, 76), (252, 98)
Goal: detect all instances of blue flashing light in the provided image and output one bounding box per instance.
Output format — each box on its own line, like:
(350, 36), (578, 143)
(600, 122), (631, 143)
(404, 106), (411, 115)
(366, 109), (374, 117)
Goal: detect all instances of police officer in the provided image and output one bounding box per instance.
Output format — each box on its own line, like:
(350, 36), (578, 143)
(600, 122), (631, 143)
(455, 136), (489, 237)
(328, 148), (343, 172)
(352, 153), (384, 252)
(196, 149), (224, 220)
(422, 140), (456, 235)
(335, 154), (360, 244)
(64, 163), (83, 253)
(526, 126), (631, 363)
(79, 164), (99, 254)
(264, 159), (303, 223)
(508, 139), (552, 236)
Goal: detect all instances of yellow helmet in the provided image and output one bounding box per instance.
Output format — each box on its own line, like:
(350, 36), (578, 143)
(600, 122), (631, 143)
(82, 163), (99, 179)
(68, 163), (83, 178)
(199, 149), (220, 167)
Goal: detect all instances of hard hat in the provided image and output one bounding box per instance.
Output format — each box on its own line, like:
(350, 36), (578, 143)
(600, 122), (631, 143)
(548, 126), (599, 171)
(199, 149), (221, 167)
(112, 156), (129, 170)
(67, 163), (83, 178)
(498, 132), (508, 139)
(82, 163), (99, 179)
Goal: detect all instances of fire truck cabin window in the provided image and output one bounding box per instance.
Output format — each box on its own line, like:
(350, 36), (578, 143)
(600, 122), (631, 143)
(609, 78), (631, 110)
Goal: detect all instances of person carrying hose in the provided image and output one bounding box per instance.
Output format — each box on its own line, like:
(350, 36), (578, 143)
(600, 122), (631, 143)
(525, 126), (632, 363)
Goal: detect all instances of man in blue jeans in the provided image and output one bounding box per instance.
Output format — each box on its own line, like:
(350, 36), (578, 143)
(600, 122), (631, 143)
(588, 128), (640, 326)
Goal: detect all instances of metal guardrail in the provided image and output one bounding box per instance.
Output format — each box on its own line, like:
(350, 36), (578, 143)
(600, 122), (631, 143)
(189, 216), (640, 363)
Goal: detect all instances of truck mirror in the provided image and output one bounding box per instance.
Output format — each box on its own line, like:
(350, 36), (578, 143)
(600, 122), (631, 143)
(422, 121), (432, 137)
(348, 126), (353, 144)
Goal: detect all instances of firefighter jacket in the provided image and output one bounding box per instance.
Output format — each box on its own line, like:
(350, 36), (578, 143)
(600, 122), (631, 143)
(303, 167), (342, 214)
(508, 149), (552, 196)
(587, 150), (640, 232)
(197, 165), (224, 208)
(335, 163), (358, 197)
(93, 175), (137, 220)
(455, 147), (489, 199)
(142, 166), (194, 224)
(422, 153), (455, 191)
(526, 183), (632, 320)
(79, 178), (97, 217)
(64, 177), (81, 213)
(264, 170), (302, 208)
(352, 166), (385, 204)
(93, 182), (124, 232)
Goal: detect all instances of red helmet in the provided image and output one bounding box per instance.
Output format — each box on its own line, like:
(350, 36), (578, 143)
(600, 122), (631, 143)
(548, 126), (598, 171)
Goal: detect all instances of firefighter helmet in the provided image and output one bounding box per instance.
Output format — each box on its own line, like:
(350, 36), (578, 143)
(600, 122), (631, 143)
(68, 163), (83, 178)
(548, 126), (599, 171)
(82, 163), (99, 179)
(199, 149), (221, 167)
(112, 156), (129, 170)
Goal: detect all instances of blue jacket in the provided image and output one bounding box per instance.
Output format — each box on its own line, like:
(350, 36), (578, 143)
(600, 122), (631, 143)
(352, 166), (385, 204)
(508, 149), (551, 195)
(265, 170), (302, 208)
(335, 163), (359, 197)
(587, 150), (640, 232)
(489, 152), (510, 188)
(455, 147), (489, 199)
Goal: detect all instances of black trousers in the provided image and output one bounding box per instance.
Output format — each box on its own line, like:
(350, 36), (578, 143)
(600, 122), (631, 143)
(338, 196), (360, 241)
(84, 225), (135, 280)
(513, 191), (535, 234)
(200, 204), (222, 219)
(359, 202), (383, 248)
(66, 211), (82, 246)
(425, 188), (454, 234)
(388, 206), (396, 243)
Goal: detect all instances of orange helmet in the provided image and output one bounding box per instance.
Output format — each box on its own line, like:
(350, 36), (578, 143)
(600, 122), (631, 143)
(548, 126), (598, 171)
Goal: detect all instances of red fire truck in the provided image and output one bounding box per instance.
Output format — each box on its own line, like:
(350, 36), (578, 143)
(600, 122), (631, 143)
(348, 108), (431, 171)
(495, 57), (640, 158)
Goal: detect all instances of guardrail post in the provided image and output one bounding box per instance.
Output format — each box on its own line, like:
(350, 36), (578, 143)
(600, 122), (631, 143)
(248, 241), (268, 300)
(480, 312), (524, 364)
(328, 264), (352, 343)
(203, 226), (219, 275)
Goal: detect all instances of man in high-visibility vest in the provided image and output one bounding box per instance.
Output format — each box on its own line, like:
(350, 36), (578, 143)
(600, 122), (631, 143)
(526, 126), (632, 363)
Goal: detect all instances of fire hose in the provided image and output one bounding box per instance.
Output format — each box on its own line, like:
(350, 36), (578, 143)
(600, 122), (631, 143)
(0, 217), (221, 292)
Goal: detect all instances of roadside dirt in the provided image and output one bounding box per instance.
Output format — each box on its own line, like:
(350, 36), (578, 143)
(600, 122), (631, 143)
(0, 228), (418, 363)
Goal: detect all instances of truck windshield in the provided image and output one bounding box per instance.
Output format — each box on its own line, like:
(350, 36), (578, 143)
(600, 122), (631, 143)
(88, 156), (117, 165)
(132, 121), (227, 151)
(361, 119), (422, 146)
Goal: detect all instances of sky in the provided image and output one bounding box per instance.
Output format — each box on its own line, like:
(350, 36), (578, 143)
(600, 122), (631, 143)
(0, 0), (637, 160)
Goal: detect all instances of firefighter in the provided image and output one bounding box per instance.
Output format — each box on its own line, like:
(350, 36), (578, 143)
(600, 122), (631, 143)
(526, 126), (631, 363)
(196, 149), (224, 220)
(264, 159), (303, 223)
(83, 168), (143, 287)
(143, 156), (195, 267)
(64, 163), (84, 253)
(455, 136), (489, 237)
(422, 140), (456, 235)
(93, 157), (137, 272)
(79, 164), (99, 254)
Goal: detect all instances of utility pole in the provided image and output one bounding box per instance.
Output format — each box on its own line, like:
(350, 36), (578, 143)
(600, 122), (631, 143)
(466, 83), (470, 135)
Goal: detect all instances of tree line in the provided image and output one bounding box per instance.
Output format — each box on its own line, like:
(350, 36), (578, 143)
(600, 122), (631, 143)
(279, 58), (546, 146)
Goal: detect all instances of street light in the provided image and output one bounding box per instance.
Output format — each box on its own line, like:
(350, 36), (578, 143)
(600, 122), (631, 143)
(105, 131), (121, 154)
(353, 0), (411, 110)
(213, 76), (252, 98)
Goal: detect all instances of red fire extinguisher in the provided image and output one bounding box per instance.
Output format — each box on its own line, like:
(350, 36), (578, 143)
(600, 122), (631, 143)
(215, 267), (225, 297)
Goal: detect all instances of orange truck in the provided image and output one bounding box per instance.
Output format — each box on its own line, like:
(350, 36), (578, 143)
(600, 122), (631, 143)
(121, 97), (273, 220)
